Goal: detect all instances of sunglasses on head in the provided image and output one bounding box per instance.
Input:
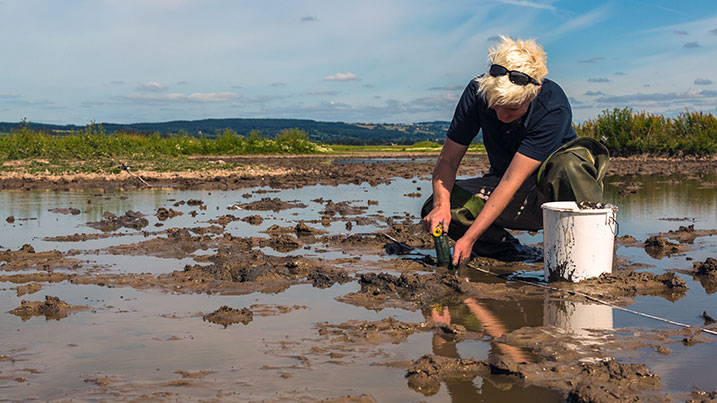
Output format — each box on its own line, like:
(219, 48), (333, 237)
(489, 64), (540, 86)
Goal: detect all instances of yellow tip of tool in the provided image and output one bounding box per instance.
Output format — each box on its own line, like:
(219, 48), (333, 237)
(432, 224), (443, 237)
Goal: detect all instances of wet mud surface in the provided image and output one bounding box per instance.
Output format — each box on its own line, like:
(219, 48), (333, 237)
(1, 155), (716, 401)
(0, 153), (713, 191)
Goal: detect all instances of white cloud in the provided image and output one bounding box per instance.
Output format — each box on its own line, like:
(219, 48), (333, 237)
(124, 92), (239, 103)
(596, 89), (717, 104)
(588, 78), (610, 83)
(137, 81), (167, 92)
(496, 0), (557, 12)
(544, 4), (611, 39)
(324, 72), (359, 81)
(0, 93), (21, 98)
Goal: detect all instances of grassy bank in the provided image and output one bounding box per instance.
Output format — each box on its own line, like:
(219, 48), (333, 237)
(575, 108), (716, 156)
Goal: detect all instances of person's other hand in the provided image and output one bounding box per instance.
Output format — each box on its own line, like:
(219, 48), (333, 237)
(452, 236), (476, 266)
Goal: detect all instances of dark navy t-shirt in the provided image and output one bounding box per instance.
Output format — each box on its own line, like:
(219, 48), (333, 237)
(446, 77), (577, 176)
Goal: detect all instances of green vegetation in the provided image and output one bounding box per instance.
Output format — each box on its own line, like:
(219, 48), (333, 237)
(0, 119), (452, 146)
(0, 123), (328, 161)
(0, 108), (713, 175)
(328, 141), (485, 153)
(575, 108), (716, 156)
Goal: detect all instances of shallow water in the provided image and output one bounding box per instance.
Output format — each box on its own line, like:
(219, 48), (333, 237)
(0, 172), (715, 401)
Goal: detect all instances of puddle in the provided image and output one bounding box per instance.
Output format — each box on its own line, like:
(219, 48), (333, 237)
(0, 171), (715, 401)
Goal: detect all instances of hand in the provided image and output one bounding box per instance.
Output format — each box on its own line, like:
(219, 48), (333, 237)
(452, 235), (476, 266)
(430, 305), (451, 325)
(421, 206), (451, 235)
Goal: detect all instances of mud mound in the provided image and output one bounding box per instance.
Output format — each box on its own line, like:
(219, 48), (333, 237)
(566, 359), (661, 403)
(49, 207), (81, 215)
(644, 235), (688, 258)
(175, 249), (351, 294)
(405, 354), (488, 396)
(694, 257), (717, 278)
(44, 232), (121, 242)
(659, 224), (717, 246)
(202, 305), (253, 328)
(87, 210), (149, 232)
(0, 245), (81, 272)
(156, 207), (182, 220)
(692, 258), (717, 294)
(575, 271), (688, 301)
(269, 234), (302, 252)
(337, 272), (461, 311)
(10, 295), (86, 320)
(107, 227), (220, 258)
(249, 304), (308, 316)
(232, 197), (307, 212)
(241, 215), (264, 225)
(320, 200), (368, 217)
(317, 317), (429, 344)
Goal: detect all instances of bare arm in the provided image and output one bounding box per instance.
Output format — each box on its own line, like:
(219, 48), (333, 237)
(452, 152), (541, 264)
(421, 138), (468, 234)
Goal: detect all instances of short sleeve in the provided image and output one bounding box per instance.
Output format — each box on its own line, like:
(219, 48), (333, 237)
(446, 80), (482, 146)
(517, 106), (572, 162)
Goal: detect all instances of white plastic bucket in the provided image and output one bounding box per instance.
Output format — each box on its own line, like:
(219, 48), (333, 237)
(542, 201), (618, 282)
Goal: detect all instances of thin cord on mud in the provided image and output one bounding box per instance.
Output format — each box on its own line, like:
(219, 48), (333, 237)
(380, 233), (717, 337)
(118, 162), (153, 188)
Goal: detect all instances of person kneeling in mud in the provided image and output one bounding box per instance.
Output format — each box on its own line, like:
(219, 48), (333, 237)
(421, 35), (608, 265)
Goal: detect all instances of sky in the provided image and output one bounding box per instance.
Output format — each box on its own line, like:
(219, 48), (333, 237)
(1, 0), (716, 125)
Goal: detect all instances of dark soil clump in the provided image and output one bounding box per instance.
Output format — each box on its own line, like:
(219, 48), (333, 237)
(10, 295), (85, 320)
(694, 257), (717, 278)
(156, 207), (182, 220)
(317, 317), (428, 344)
(87, 210), (149, 232)
(233, 197), (307, 212)
(644, 235), (688, 258)
(203, 305), (253, 327)
(405, 354), (488, 396)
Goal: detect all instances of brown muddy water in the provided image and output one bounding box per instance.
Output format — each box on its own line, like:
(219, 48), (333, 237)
(1, 168), (716, 402)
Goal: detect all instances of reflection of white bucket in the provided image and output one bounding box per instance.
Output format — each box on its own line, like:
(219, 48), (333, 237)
(542, 201), (618, 282)
(544, 298), (613, 338)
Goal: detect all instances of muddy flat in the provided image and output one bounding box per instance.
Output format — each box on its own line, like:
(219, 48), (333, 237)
(0, 154), (716, 401)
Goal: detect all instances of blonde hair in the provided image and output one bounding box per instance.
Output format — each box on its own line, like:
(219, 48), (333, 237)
(476, 35), (548, 107)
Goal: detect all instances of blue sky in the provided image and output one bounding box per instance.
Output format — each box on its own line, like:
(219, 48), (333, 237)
(1, 0), (716, 125)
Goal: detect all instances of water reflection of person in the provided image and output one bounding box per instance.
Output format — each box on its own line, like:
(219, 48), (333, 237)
(422, 298), (544, 401)
(429, 298), (527, 364)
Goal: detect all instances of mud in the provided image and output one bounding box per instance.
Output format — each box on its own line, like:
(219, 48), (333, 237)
(9, 295), (87, 320)
(0, 244), (82, 272)
(684, 257), (717, 294)
(0, 154), (713, 192)
(230, 197), (307, 212)
(202, 305), (253, 327)
(1, 155), (716, 401)
(87, 210), (149, 232)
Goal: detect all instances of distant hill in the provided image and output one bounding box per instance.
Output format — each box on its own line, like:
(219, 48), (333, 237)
(0, 118), (483, 145)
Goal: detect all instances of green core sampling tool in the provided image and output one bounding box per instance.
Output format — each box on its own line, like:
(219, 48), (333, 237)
(432, 223), (452, 267)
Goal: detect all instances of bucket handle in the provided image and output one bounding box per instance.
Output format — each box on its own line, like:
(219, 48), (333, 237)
(608, 216), (620, 237)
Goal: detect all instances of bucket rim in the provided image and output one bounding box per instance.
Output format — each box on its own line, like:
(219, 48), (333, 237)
(541, 201), (618, 213)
